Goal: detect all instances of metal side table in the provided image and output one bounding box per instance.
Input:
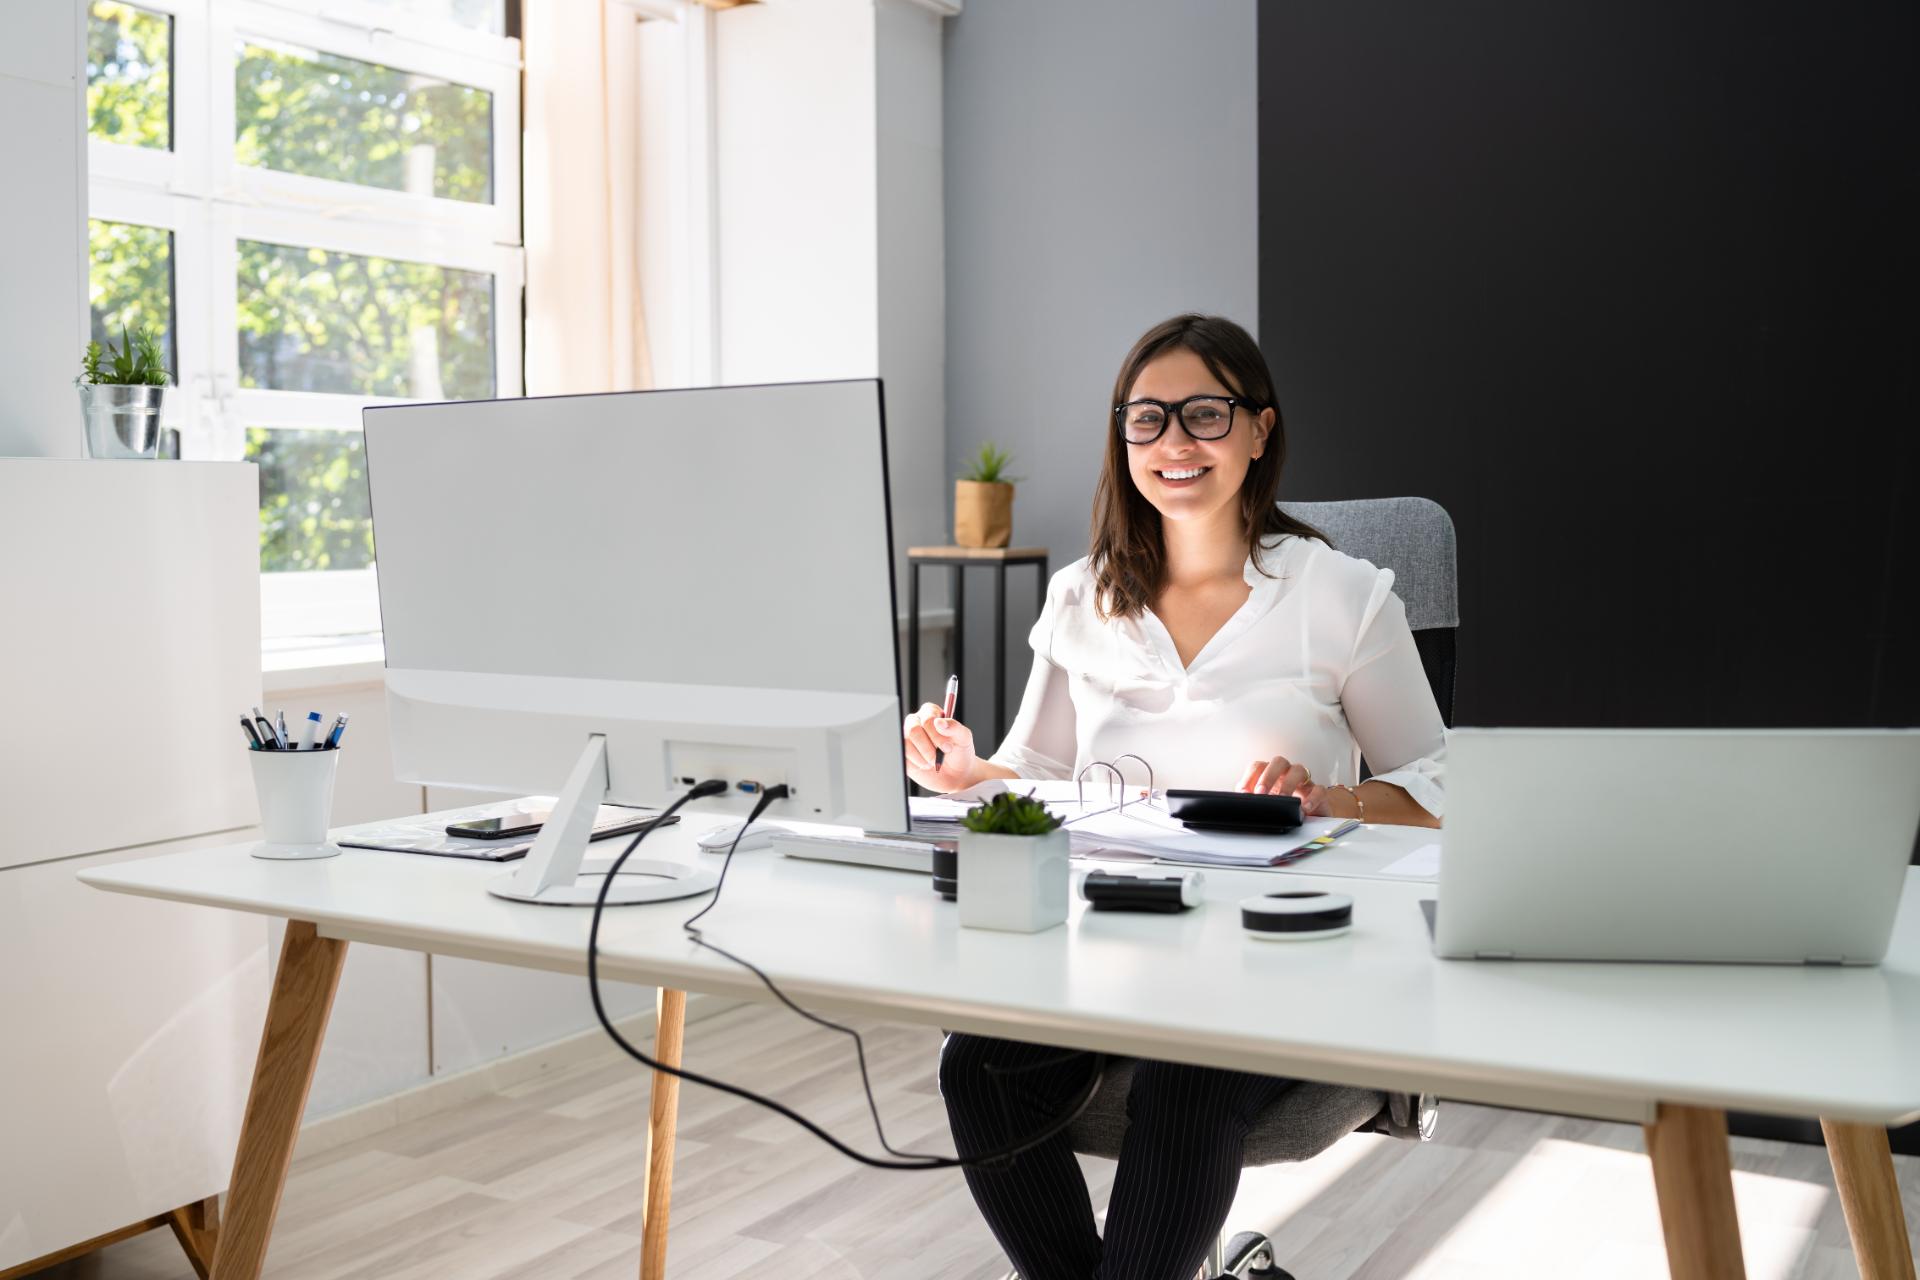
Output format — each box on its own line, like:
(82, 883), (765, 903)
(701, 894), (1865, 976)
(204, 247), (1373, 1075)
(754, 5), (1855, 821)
(906, 545), (1050, 749)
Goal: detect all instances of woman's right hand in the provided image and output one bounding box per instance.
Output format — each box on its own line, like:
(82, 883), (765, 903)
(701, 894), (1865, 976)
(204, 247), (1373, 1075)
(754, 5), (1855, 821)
(904, 703), (979, 792)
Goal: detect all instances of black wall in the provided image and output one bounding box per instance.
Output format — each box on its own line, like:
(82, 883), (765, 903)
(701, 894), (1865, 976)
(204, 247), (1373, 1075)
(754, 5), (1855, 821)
(1258, 2), (1916, 733)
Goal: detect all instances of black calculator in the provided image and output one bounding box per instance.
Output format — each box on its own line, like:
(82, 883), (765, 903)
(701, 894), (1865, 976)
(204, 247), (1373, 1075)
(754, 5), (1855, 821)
(1165, 789), (1303, 834)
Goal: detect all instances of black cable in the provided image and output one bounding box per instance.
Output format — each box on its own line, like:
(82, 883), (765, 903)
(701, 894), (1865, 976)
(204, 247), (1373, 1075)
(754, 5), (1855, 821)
(585, 780), (1105, 1170)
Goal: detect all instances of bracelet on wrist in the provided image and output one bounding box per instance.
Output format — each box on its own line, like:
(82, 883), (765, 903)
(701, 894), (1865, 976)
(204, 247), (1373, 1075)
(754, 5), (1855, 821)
(1333, 783), (1366, 823)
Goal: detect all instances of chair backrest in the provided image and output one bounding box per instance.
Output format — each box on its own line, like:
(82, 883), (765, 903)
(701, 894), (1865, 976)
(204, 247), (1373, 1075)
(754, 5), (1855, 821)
(1279, 496), (1458, 725)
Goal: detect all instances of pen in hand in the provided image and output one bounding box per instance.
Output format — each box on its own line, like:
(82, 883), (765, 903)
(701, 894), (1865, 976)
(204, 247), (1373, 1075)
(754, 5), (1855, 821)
(933, 674), (959, 770)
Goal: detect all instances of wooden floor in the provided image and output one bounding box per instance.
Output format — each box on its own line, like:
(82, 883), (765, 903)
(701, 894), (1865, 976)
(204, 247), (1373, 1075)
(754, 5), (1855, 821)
(28, 1001), (1920, 1279)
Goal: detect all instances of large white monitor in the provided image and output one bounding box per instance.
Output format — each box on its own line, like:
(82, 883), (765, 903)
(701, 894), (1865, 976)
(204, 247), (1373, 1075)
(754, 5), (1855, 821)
(363, 380), (908, 905)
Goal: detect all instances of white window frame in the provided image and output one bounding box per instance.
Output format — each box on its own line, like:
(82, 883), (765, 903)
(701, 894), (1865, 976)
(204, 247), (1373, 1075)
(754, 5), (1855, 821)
(85, 0), (523, 646)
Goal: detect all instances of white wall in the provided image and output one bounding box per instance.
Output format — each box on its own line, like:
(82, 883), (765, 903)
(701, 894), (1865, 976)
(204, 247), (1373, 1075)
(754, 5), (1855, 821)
(713, 0), (878, 385)
(0, 2), (88, 456)
(876, 0), (952, 695)
(942, 0), (1260, 732)
(713, 0), (950, 658)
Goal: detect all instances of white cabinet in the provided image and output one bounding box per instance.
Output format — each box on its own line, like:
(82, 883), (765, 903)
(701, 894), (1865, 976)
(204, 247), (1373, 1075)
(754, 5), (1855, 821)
(1, 462), (261, 867)
(0, 839), (267, 1272)
(0, 460), (266, 1276)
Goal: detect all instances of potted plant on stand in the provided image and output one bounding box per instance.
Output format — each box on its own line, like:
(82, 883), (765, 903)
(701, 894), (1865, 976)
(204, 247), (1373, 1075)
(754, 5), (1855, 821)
(954, 442), (1018, 548)
(76, 326), (170, 459)
(957, 790), (1069, 933)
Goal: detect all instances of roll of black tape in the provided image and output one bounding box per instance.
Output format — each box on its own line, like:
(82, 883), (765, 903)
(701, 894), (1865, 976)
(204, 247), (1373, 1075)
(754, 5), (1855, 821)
(931, 846), (957, 901)
(1240, 890), (1353, 941)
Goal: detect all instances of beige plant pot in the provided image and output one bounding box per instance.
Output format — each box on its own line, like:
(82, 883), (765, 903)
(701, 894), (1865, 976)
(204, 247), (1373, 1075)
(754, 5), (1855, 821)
(954, 479), (1013, 548)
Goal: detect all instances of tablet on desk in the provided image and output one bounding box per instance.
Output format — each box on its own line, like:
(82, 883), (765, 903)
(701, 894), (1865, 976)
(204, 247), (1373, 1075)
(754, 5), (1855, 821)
(1165, 789), (1302, 835)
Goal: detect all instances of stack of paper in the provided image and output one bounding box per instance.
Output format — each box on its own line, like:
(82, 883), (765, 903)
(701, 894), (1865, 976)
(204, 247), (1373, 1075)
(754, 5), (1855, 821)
(1065, 804), (1349, 867)
(905, 796), (977, 829)
(910, 781), (1347, 868)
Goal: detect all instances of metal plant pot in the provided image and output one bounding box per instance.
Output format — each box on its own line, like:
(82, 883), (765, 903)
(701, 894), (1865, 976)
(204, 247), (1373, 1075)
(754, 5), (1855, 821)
(79, 383), (166, 459)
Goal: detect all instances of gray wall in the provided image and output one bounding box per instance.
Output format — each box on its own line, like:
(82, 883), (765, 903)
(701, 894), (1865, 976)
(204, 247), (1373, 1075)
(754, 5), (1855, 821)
(941, 0), (1258, 736)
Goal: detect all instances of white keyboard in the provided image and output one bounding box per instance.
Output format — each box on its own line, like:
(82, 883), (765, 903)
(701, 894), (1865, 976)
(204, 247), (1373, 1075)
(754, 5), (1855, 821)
(770, 832), (943, 874)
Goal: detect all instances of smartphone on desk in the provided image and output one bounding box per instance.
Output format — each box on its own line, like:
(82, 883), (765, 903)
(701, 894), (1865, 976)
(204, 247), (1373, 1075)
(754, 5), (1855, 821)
(447, 805), (673, 841)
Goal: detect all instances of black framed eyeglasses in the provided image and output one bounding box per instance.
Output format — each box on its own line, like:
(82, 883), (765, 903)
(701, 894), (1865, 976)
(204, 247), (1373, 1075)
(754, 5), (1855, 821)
(1113, 396), (1252, 445)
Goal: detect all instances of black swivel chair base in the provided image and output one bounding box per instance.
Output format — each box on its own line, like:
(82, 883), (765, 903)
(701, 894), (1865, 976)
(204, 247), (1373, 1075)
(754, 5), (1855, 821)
(1001, 1231), (1294, 1280)
(1221, 1230), (1297, 1279)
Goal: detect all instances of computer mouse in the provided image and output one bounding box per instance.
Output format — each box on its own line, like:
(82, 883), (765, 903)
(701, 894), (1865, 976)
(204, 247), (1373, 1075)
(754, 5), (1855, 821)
(694, 822), (794, 853)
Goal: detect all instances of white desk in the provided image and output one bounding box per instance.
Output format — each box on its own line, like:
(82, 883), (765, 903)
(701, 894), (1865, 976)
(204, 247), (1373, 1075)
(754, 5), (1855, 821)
(83, 813), (1920, 1280)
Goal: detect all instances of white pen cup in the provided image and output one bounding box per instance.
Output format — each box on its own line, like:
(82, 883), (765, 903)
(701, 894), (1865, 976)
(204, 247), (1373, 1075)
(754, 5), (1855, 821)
(248, 746), (342, 857)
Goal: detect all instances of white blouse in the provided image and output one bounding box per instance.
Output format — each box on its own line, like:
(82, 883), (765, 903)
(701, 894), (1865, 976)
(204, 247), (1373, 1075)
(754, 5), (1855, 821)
(986, 534), (1447, 818)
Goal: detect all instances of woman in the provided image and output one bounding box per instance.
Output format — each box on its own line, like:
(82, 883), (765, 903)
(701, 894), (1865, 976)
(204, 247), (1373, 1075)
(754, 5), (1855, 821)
(902, 314), (1445, 1279)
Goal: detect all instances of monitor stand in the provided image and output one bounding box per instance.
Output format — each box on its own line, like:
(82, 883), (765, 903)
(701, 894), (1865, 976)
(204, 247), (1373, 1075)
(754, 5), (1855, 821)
(487, 735), (719, 907)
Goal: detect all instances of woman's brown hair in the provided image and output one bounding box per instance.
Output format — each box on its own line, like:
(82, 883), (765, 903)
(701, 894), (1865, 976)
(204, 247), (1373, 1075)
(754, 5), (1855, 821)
(1089, 313), (1327, 620)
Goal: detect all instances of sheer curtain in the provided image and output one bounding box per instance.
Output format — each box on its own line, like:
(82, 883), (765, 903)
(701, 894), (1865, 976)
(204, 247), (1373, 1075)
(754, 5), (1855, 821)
(522, 0), (653, 395)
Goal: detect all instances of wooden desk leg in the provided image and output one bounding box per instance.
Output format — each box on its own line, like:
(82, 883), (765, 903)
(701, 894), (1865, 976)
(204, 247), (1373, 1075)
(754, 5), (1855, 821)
(1821, 1119), (1917, 1280)
(166, 1196), (220, 1279)
(641, 987), (688, 1280)
(209, 920), (347, 1280)
(1644, 1104), (1747, 1280)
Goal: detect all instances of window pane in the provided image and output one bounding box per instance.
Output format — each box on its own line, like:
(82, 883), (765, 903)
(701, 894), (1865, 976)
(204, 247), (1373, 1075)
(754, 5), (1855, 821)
(237, 240), (495, 399)
(248, 428), (375, 573)
(235, 39), (493, 204)
(87, 2), (172, 150)
(88, 219), (176, 378)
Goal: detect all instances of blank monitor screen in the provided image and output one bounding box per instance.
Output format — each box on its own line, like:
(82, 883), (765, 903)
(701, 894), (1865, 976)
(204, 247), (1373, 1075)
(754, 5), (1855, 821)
(363, 380), (907, 829)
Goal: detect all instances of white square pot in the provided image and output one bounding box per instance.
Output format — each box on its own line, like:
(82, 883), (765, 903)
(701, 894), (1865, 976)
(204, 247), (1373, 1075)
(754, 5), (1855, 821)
(957, 828), (1070, 933)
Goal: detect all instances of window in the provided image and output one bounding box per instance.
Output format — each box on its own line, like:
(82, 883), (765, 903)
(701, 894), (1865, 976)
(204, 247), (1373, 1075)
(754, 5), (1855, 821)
(85, 0), (522, 648)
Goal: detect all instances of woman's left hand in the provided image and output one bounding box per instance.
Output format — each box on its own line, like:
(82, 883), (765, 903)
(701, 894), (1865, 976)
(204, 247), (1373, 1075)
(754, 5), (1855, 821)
(1239, 755), (1331, 815)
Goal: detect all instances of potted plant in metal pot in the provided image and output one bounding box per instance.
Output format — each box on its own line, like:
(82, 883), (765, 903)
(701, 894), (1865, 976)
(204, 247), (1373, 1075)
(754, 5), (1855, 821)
(954, 442), (1018, 548)
(76, 326), (170, 459)
(957, 790), (1069, 933)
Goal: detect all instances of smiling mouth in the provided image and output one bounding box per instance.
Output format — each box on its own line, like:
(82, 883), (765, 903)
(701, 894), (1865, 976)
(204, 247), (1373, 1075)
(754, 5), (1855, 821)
(1156, 466), (1211, 481)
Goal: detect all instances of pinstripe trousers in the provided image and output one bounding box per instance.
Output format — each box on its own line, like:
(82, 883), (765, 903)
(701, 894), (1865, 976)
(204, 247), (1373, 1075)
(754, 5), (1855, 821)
(940, 1033), (1294, 1280)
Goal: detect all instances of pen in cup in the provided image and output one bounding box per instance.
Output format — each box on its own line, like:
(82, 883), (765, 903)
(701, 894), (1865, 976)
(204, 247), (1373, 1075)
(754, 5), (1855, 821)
(251, 706), (279, 750)
(274, 710), (290, 750)
(298, 710), (323, 751)
(240, 715), (264, 750)
(934, 673), (959, 770)
(324, 713), (350, 750)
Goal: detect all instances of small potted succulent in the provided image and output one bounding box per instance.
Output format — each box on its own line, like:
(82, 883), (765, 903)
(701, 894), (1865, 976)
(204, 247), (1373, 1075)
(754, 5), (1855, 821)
(954, 442), (1018, 548)
(76, 326), (170, 459)
(957, 790), (1069, 933)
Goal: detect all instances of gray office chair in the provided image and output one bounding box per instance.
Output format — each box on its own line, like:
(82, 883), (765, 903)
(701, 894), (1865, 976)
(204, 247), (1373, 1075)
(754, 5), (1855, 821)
(1011, 497), (1457, 1280)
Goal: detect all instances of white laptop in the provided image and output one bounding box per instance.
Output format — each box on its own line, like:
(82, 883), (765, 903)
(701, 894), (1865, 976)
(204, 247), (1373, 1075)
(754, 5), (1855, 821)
(1435, 729), (1920, 964)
